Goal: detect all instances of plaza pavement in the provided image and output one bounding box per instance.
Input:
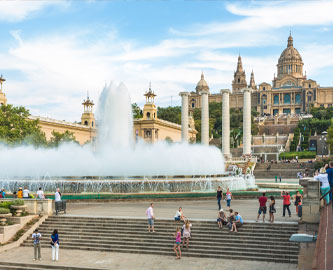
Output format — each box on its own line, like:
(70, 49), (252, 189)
(64, 198), (300, 222)
(0, 247), (297, 270)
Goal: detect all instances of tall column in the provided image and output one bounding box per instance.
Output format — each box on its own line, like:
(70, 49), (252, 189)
(200, 91), (209, 145)
(221, 89), (231, 158)
(179, 92), (190, 142)
(242, 87), (252, 156)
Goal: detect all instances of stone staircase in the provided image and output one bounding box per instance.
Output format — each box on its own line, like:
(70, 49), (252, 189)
(254, 162), (315, 179)
(23, 216), (299, 264)
(0, 261), (106, 270)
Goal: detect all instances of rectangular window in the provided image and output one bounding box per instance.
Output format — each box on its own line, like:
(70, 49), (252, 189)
(273, 109), (279, 115)
(295, 108), (301, 114)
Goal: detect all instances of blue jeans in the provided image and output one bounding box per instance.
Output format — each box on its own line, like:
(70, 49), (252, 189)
(217, 198), (221, 210)
(321, 186), (330, 205)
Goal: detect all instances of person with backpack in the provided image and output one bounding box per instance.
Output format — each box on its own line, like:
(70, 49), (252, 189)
(32, 229), (42, 261)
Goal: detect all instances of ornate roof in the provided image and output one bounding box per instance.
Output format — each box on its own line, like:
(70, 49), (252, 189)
(278, 33), (303, 64)
(196, 72), (209, 93)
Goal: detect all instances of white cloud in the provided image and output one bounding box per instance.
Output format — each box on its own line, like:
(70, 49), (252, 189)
(0, 1), (65, 22)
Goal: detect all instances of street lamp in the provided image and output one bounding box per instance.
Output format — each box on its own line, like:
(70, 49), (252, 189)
(319, 131), (328, 158)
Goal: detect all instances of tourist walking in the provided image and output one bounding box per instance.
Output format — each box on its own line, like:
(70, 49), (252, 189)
(51, 229), (59, 261)
(174, 207), (186, 222)
(279, 174), (282, 183)
(230, 211), (243, 233)
(256, 192), (267, 223)
(173, 227), (182, 259)
(314, 167), (330, 205)
(269, 196), (276, 223)
(37, 187), (45, 199)
(293, 191), (303, 214)
(55, 188), (61, 202)
(217, 209), (227, 228)
(225, 188), (233, 210)
(32, 229), (42, 261)
(216, 186), (223, 210)
(181, 220), (192, 249)
(325, 162), (333, 201)
(281, 191), (291, 217)
(146, 203), (155, 233)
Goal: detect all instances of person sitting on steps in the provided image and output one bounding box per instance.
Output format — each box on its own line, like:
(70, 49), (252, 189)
(174, 207), (186, 221)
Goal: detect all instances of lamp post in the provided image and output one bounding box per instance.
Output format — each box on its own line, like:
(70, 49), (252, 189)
(319, 131), (328, 158)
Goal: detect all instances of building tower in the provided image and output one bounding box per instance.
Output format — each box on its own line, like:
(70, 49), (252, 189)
(0, 75), (7, 106)
(143, 83), (157, 120)
(232, 55), (247, 92)
(195, 72), (210, 94)
(248, 70), (257, 90)
(81, 95), (95, 128)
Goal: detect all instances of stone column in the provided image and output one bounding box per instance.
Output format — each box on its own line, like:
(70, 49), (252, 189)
(200, 91), (209, 145)
(242, 87), (252, 156)
(221, 89), (231, 157)
(179, 92), (190, 143)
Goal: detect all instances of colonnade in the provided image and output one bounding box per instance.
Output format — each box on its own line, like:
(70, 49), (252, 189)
(179, 88), (252, 157)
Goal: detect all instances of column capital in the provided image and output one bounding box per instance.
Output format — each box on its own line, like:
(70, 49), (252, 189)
(241, 87), (252, 93)
(179, 91), (190, 97)
(199, 90), (209, 96)
(220, 89), (231, 94)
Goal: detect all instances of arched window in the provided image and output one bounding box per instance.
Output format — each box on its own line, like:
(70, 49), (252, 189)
(84, 120), (88, 125)
(92, 121), (94, 127)
(262, 94), (267, 104)
(238, 78), (240, 83)
(295, 94), (301, 104)
(191, 99), (195, 108)
(274, 95), (279, 105)
(284, 93), (291, 104)
(147, 112), (151, 119)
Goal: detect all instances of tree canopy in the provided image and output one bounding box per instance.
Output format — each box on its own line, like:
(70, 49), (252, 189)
(48, 130), (78, 147)
(0, 104), (47, 146)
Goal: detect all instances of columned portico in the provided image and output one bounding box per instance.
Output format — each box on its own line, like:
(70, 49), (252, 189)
(242, 87), (252, 156)
(179, 92), (190, 142)
(221, 89), (231, 158)
(200, 91), (209, 145)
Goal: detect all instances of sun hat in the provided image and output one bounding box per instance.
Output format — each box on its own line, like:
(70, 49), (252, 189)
(219, 209), (224, 212)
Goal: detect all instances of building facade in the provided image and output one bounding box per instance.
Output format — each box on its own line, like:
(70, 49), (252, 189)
(188, 34), (333, 115)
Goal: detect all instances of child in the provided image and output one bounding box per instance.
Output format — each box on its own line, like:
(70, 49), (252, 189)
(269, 196), (276, 223)
(173, 227), (182, 259)
(225, 188), (233, 210)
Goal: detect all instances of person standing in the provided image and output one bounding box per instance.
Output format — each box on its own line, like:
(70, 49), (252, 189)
(146, 203), (155, 233)
(181, 220), (192, 249)
(51, 229), (59, 261)
(279, 173), (282, 183)
(269, 196), (276, 223)
(225, 188), (233, 210)
(281, 191), (291, 217)
(256, 192), (267, 223)
(32, 229), (42, 261)
(173, 227), (181, 259)
(55, 188), (61, 202)
(293, 191), (303, 214)
(216, 186), (223, 210)
(325, 162), (333, 201)
(37, 187), (45, 199)
(314, 167), (330, 205)
(275, 175), (277, 183)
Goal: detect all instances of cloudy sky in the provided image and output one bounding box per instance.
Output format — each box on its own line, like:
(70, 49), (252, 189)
(1, 0), (333, 122)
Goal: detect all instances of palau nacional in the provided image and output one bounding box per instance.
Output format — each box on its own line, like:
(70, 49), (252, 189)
(0, 33), (332, 158)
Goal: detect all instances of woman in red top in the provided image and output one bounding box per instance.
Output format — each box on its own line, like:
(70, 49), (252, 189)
(281, 191), (291, 217)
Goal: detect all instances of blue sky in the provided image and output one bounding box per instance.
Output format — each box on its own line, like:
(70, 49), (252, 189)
(1, 0), (333, 121)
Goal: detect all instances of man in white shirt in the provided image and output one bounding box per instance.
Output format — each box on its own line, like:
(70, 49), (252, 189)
(55, 188), (61, 202)
(32, 229), (42, 260)
(146, 203), (155, 233)
(37, 187), (45, 199)
(23, 186), (30, 198)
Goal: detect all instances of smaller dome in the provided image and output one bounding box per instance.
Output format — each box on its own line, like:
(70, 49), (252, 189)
(196, 72), (209, 93)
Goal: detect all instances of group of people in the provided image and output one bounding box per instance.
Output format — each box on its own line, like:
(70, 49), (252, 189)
(32, 229), (60, 261)
(0, 189), (6, 198)
(13, 187), (45, 199)
(146, 203), (193, 259)
(314, 163), (333, 205)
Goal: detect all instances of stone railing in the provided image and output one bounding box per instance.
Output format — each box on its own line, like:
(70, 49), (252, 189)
(1, 199), (52, 216)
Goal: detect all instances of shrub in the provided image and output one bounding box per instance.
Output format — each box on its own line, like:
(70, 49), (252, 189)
(11, 199), (24, 206)
(0, 208), (10, 214)
(20, 211), (29, 217)
(0, 201), (13, 209)
(279, 151), (316, 160)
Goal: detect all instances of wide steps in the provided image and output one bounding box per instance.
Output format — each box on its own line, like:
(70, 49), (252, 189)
(0, 261), (106, 270)
(23, 216), (299, 264)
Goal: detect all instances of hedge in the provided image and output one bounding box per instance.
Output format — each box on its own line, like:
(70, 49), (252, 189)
(279, 151), (316, 159)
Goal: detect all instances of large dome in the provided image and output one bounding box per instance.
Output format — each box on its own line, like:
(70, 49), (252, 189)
(278, 35), (303, 64)
(196, 72), (209, 93)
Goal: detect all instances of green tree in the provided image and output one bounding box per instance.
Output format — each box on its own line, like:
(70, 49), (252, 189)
(132, 103), (142, 119)
(157, 106), (181, 124)
(48, 130), (78, 147)
(327, 121), (333, 153)
(0, 104), (47, 146)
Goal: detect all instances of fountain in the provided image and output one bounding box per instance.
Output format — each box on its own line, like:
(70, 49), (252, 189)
(0, 82), (256, 194)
